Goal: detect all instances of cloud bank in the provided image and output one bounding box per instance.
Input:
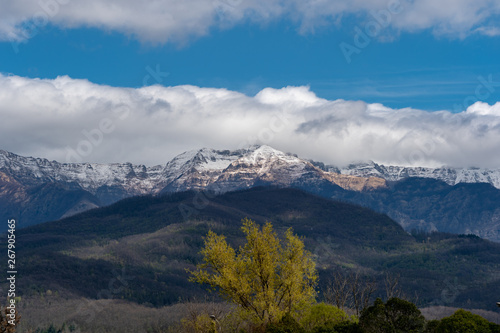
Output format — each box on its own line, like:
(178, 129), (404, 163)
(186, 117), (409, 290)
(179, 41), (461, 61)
(1, 74), (500, 168)
(1, 0), (500, 44)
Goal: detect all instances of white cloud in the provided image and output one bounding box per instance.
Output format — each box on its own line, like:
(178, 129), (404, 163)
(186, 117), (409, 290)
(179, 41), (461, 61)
(465, 101), (500, 116)
(1, 74), (500, 169)
(474, 26), (500, 37)
(1, 0), (500, 44)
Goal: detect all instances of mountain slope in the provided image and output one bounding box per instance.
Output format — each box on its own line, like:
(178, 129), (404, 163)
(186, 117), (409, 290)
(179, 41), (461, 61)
(6, 188), (500, 312)
(320, 177), (500, 242)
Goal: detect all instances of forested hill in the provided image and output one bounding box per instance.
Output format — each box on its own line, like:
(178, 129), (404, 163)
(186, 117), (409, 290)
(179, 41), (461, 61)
(5, 187), (500, 311)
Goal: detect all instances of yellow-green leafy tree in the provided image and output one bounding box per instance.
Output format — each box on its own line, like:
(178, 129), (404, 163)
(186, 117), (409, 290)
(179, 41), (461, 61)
(189, 218), (317, 326)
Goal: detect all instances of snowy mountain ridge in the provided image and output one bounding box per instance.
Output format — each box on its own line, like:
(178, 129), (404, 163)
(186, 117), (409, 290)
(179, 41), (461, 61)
(0, 149), (164, 195)
(2, 146), (500, 197)
(333, 161), (500, 189)
(2, 146), (500, 241)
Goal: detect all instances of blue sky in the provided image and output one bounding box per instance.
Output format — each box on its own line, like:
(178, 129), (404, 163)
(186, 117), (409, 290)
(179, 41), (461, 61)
(1, 3), (500, 111)
(1, 0), (500, 167)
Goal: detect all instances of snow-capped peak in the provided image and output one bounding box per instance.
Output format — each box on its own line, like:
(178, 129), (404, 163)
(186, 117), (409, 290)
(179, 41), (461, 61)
(237, 145), (302, 166)
(163, 147), (247, 176)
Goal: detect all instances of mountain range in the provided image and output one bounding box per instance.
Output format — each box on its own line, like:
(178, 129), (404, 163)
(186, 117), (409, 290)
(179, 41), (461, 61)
(1, 145), (500, 241)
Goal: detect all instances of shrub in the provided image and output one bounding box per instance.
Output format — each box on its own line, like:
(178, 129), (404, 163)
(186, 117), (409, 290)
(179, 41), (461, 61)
(311, 320), (362, 333)
(435, 309), (494, 333)
(181, 314), (215, 333)
(424, 319), (440, 333)
(300, 303), (349, 331)
(359, 298), (425, 333)
(266, 313), (305, 333)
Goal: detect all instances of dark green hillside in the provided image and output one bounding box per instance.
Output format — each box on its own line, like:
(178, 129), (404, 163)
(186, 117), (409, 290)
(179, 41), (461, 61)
(324, 178), (500, 241)
(3, 187), (500, 311)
